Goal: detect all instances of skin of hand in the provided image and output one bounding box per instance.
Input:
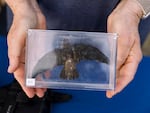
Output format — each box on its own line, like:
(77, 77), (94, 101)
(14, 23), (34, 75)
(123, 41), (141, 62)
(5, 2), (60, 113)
(6, 0), (47, 98)
(6, 0), (143, 98)
(106, 0), (143, 98)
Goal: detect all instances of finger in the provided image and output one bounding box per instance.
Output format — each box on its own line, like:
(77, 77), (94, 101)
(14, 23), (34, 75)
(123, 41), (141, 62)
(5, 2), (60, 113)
(43, 88), (47, 92)
(107, 20), (135, 70)
(106, 37), (142, 98)
(106, 57), (139, 98)
(35, 71), (49, 97)
(7, 23), (26, 73)
(35, 88), (47, 98)
(116, 35), (134, 69)
(14, 63), (36, 98)
(7, 55), (20, 73)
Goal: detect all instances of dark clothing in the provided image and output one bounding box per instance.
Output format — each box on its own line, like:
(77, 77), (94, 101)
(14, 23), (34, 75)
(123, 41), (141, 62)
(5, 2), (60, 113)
(39, 0), (119, 32)
(0, 5), (7, 36)
(6, 0), (150, 43)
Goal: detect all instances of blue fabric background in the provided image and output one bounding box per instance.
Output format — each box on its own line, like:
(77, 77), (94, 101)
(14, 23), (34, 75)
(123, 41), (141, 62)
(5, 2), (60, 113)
(0, 36), (14, 87)
(2, 0), (150, 112)
(51, 57), (150, 113)
(0, 36), (150, 113)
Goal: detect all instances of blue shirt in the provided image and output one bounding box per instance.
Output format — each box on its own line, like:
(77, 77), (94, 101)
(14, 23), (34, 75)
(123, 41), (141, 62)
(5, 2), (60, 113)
(39, 0), (119, 32)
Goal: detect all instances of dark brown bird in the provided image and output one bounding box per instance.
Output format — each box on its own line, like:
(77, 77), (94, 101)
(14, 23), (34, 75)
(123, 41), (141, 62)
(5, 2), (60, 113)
(32, 39), (109, 80)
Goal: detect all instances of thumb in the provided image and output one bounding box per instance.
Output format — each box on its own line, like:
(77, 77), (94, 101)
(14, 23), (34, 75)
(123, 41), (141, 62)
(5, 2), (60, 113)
(7, 24), (26, 73)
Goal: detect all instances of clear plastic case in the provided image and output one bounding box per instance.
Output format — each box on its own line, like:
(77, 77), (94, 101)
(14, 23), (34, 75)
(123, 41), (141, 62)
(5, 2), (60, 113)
(25, 29), (117, 91)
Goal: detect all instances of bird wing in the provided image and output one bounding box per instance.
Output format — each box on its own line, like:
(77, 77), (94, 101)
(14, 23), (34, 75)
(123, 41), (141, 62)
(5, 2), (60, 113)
(73, 43), (109, 64)
(31, 43), (109, 78)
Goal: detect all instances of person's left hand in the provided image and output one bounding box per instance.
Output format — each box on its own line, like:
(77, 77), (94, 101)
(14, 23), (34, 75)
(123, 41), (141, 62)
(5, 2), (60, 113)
(106, 0), (143, 98)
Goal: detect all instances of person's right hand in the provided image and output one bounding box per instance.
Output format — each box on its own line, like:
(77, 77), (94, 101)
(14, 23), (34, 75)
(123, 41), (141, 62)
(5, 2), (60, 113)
(6, 0), (47, 98)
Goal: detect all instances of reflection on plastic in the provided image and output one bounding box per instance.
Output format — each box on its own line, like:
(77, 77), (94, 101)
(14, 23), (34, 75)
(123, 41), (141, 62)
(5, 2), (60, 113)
(25, 29), (117, 91)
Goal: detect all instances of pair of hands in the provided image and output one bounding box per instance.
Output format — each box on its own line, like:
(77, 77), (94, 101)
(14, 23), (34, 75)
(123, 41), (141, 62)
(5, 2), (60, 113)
(6, 0), (143, 98)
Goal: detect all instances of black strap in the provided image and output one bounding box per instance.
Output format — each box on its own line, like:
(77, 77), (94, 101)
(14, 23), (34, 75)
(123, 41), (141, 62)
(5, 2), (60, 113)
(0, 80), (72, 113)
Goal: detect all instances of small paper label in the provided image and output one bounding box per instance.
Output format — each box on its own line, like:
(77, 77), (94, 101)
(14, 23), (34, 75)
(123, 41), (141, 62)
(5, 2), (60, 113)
(26, 79), (35, 86)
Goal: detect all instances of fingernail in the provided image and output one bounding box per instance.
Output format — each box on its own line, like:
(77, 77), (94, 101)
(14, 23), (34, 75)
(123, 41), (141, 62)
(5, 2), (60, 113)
(107, 91), (116, 98)
(107, 94), (113, 98)
(28, 94), (35, 98)
(7, 66), (13, 73)
(107, 93), (112, 98)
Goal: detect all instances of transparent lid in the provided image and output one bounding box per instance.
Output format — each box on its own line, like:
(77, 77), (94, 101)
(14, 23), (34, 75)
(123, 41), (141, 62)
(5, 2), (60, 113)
(25, 29), (117, 91)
